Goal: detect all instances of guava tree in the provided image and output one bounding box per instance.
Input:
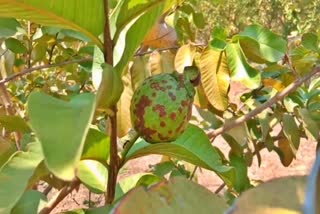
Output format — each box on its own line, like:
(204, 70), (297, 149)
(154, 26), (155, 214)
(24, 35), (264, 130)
(0, 0), (319, 213)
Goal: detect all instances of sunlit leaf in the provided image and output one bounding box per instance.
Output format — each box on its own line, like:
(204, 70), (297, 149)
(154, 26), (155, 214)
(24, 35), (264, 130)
(114, 1), (168, 74)
(28, 92), (96, 180)
(125, 124), (235, 186)
(199, 48), (229, 111)
(0, 143), (43, 213)
(174, 44), (196, 73)
(0, 0), (104, 48)
(117, 70), (134, 137)
(77, 160), (108, 194)
(262, 78), (285, 92)
(113, 177), (228, 214)
(239, 24), (287, 62)
(149, 50), (175, 75)
(82, 128), (110, 161)
(225, 43), (261, 89)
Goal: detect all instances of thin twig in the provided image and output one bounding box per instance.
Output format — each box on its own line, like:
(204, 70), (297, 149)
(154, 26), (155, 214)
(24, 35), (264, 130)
(0, 57), (92, 84)
(214, 183), (226, 194)
(39, 179), (81, 214)
(189, 166), (198, 180)
(208, 66), (320, 140)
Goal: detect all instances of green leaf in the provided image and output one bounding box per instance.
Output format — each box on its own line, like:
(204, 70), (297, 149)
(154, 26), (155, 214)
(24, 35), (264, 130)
(193, 12), (205, 29)
(199, 49), (230, 111)
(229, 176), (306, 214)
(0, 18), (21, 38)
(0, 115), (31, 133)
(27, 92), (96, 180)
(115, 173), (154, 201)
(225, 43), (261, 89)
(125, 124), (235, 187)
(239, 24), (287, 62)
(114, 1), (167, 74)
(0, 140), (16, 167)
(0, 0), (104, 48)
(113, 177), (229, 214)
(229, 154), (251, 192)
(302, 33), (318, 51)
(5, 38), (27, 54)
(11, 190), (47, 214)
(298, 108), (319, 141)
(282, 114), (300, 153)
(81, 128), (110, 161)
(0, 143), (43, 213)
(77, 160), (108, 194)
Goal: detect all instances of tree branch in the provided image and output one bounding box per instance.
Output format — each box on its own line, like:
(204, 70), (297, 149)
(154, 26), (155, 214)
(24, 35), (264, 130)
(39, 179), (81, 214)
(0, 57), (92, 85)
(103, 0), (119, 205)
(208, 66), (320, 140)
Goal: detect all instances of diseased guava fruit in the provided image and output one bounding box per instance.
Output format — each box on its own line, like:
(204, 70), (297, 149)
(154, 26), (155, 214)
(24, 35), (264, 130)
(130, 66), (200, 143)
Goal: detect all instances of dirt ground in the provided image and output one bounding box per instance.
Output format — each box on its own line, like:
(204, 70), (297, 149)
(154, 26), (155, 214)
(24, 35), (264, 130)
(52, 138), (316, 213)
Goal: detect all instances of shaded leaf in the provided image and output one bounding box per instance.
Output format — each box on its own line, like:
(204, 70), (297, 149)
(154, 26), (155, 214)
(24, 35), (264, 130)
(5, 38), (27, 54)
(225, 43), (261, 89)
(298, 108), (319, 141)
(229, 154), (251, 192)
(0, 0), (104, 48)
(0, 18), (21, 38)
(126, 124), (235, 187)
(283, 114), (300, 153)
(228, 176), (306, 214)
(11, 190), (47, 214)
(276, 138), (295, 167)
(302, 33), (318, 51)
(77, 160), (108, 194)
(199, 48), (229, 111)
(112, 177), (229, 214)
(28, 92), (96, 180)
(0, 140), (16, 167)
(0, 143), (43, 213)
(0, 115), (31, 133)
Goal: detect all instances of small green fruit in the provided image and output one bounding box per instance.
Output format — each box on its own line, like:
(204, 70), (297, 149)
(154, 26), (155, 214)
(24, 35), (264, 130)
(130, 66), (199, 143)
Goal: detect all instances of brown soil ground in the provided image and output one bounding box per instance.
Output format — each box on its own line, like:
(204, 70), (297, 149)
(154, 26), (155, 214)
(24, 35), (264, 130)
(52, 138), (316, 213)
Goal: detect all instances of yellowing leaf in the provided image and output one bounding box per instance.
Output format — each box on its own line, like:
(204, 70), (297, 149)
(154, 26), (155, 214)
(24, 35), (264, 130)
(229, 176), (306, 214)
(262, 78), (285, 92)
(277, 138), (295, 167)
(130, 56), (151, 90)
(149, 50), (175, 75)
(143, 21), (177, 49)
(199, 48), (230, 111)
(174, 44), (196, 73)
(117, 69), (134, 137)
